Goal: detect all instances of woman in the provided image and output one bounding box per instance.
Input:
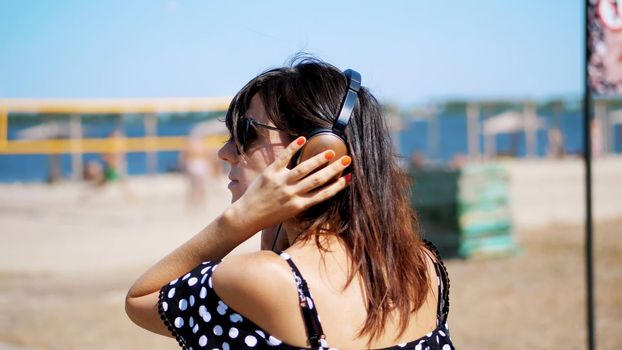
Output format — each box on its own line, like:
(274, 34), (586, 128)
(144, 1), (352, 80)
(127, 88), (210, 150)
(126, 57), (454, 349)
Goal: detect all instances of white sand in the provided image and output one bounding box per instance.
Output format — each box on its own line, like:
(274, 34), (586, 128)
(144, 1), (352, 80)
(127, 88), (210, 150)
(0, 159), (620, 350)
(504, 155), (622, 229)
(0, 174), (260, 275)
(1, 156), (621, 275)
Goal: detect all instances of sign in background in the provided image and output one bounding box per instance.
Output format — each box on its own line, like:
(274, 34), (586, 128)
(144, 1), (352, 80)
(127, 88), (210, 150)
(589, 0), (622, 94)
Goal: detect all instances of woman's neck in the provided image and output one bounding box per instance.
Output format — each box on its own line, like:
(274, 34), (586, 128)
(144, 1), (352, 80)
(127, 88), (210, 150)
(283, 220), (302, 245)
(283, 221), (341, 248)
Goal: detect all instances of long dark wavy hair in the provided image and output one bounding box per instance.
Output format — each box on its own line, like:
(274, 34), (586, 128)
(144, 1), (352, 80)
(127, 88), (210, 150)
(224, 55), (430, 342)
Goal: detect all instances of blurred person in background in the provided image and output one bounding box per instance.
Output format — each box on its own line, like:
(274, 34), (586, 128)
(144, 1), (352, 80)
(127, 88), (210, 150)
(547, 127), (565, 159)
(102, 129), (125, 182)
(81, 129), (135, 202)
(126, 57), (454, 349)
(180, 136), (211, 212)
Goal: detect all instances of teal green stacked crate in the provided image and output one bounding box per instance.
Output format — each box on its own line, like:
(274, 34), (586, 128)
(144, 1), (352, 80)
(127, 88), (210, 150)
(410, 168), (461, 258)
(410, 163), (517, 258)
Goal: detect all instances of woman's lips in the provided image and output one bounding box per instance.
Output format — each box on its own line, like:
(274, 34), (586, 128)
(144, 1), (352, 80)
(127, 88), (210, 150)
(227, 179), (238, 189)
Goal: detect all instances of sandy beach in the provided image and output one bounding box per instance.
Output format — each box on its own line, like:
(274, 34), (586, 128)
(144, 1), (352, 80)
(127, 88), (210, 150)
(0, 159), (621, 349)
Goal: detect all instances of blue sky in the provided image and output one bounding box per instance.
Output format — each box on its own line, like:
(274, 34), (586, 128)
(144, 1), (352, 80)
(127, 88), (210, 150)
(0, 0), (581, 107)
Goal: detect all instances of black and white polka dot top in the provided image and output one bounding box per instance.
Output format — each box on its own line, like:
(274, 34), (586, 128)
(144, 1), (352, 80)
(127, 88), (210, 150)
(158, 240), (454, 350)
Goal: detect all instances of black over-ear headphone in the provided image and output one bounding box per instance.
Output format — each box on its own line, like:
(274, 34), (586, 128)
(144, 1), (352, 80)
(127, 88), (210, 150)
(273, 69), (361, 251)
(291, 69), (361, 166)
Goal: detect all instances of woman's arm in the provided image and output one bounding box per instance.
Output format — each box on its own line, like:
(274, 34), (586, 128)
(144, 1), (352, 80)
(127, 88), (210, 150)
(125, 137), (351, 334)
(125, 205), (250, 335)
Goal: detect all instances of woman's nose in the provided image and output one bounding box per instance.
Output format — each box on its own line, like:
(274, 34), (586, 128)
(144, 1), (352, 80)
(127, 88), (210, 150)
(217, 140), (239, 164)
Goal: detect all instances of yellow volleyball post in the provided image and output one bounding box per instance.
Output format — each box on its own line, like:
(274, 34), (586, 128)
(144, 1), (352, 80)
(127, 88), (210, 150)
(69, 114), (84, 180)
(145, 113), (158, 174)
(0, 105), (7, 150)
(0, 97), (232, 182)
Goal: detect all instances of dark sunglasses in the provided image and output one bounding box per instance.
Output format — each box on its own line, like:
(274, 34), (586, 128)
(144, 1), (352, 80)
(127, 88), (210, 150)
(235, 117), (281, 152)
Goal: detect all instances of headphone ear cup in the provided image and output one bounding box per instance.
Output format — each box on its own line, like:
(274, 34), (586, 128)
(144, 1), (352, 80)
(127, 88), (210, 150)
(296, 132), (348, 179)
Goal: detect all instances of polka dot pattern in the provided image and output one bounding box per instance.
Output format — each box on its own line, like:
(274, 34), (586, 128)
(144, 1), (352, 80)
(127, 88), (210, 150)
(198, 335), (207, 347)
(244, 335), (257, 347)
(229, 313), (242, 323)
(268, 335), (282, 346)
(228, 327), (239, 339)
(157, 240), (454, 349)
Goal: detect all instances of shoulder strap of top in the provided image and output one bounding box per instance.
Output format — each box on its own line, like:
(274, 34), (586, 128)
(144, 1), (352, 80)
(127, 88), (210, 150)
(273, 251), (326, 349)
(422, 239), (451, 326)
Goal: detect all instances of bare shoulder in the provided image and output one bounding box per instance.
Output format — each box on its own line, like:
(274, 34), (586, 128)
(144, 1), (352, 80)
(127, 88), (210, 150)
(212, 251), (298, 322)
(213, 250), (291, 288)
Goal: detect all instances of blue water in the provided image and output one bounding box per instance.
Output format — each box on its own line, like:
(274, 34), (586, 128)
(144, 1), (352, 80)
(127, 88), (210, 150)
(0, 108), (601, 183)
(398, 109), (587, 161)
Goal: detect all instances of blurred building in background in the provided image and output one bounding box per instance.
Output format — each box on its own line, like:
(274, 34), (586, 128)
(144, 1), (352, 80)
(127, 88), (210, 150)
(3, 95), (622, 183)
(0, 97), (230, 183)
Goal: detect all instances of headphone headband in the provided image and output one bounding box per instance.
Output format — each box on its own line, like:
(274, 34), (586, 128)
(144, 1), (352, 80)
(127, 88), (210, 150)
(332, 69), (361, 135)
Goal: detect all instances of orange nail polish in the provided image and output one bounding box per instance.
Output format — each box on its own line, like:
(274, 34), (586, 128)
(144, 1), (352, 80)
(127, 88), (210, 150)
(341, 156), (352, 166)
(325, 150), (335, 160)
(345, 173), (352, 184)
(297, 137), (306, 146)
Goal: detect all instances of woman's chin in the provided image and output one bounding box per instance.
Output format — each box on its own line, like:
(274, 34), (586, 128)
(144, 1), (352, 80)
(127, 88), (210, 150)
(230, 194), (240, 204)
(226, 180), (247, 203)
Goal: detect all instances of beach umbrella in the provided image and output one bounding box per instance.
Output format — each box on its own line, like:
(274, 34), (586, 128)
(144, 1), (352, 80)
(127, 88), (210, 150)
(482, 110), (546, 135)
(482, 110), (546, 157)
(15, 121), (74, 183)
(189, 118), (228, 138)
(17, 121), (72, 139)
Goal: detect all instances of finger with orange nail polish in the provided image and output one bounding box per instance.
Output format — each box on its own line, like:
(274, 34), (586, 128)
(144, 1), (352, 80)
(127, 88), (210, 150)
(341, 156), (352, 166)
(324, 150), (335, 161)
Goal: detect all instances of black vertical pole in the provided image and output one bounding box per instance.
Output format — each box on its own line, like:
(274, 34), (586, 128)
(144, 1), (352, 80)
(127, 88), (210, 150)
(584, 1), (595, 349)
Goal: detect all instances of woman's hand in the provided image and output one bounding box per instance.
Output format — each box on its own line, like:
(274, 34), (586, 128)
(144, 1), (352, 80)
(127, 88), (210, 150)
(228, 136), (352, 238)
(126, 137), (351, 335)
